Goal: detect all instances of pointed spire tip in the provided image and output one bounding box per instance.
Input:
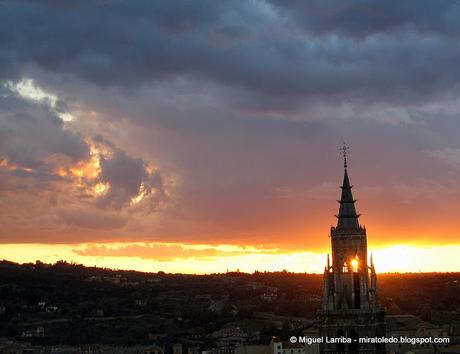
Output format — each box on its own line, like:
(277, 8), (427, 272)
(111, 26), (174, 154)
(340, 143), (349, 172)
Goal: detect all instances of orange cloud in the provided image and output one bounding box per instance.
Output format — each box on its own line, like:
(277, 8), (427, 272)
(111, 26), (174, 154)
(72, 242), (278, 261)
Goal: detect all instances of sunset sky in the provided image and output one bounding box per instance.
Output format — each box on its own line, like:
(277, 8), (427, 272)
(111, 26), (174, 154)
(1, 1), (460, 273)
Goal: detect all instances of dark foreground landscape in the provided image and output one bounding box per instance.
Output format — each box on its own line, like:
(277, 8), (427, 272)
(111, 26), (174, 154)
(0, 260), (459, 353)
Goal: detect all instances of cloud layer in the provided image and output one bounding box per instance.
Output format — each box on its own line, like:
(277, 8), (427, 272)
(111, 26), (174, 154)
(2, 1), (460, 104)
(1, 1), (460, 250)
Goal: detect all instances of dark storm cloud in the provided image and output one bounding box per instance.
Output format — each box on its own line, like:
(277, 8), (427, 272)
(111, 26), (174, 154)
(97, 150), (147, 209)
(58, 208), (128, 230)
(269, 1), (460, 37)
(97, 148), (167, 211)
(0, 87), (89, 170)
(1, 1), (460, 104)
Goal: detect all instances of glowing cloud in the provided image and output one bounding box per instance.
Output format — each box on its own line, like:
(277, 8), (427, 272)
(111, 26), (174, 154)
(5, 78), (75, 122)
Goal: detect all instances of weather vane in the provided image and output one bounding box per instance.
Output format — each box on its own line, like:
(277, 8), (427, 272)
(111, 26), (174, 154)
(339, 143), (349, 171)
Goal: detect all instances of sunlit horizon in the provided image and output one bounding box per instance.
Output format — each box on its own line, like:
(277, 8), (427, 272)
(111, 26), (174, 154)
(2, 242), (459, 274)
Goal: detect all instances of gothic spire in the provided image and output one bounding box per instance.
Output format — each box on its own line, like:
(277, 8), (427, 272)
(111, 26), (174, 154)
(336, 144), (360, 230)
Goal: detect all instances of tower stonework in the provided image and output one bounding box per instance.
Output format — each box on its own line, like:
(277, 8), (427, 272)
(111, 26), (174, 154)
(318, 148), (385, 354)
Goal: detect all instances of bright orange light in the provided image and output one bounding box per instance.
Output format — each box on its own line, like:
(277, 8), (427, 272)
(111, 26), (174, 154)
(56, 167), (68, 177)
(0, 243), (459, 274)
(130, 183), (147, 205)
(351, 258), (358, 272)
(93, 182), (109, 196)
(0, 159), (33, 173)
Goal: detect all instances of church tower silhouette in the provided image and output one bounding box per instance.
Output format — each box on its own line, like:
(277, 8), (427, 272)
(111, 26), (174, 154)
(318, 145), (386, 354)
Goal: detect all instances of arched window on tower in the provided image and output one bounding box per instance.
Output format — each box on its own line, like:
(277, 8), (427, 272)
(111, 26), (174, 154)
(351, 256), (359, 272)
(342, 262), (348, 272)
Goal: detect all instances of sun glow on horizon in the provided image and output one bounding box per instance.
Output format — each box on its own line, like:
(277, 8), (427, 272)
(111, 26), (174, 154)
(0, 242), (459, 274)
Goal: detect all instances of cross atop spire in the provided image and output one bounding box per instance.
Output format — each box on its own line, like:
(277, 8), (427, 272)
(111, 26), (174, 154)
(340, 143), (349, 172)
(335, 143), (361, 231)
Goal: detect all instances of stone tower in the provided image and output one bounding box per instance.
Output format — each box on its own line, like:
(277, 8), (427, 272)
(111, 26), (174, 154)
(318, 145), (385, 354)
